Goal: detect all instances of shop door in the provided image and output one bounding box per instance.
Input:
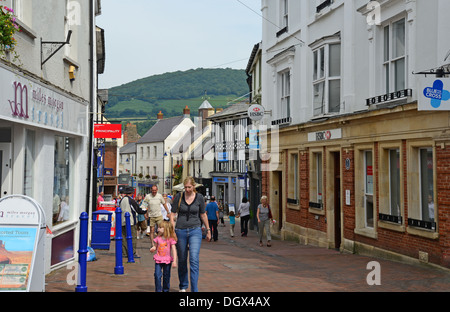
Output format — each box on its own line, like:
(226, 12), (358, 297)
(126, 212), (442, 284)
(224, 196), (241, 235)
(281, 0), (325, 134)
(0, 143), (12, 198)
(333, 152), (341, 249)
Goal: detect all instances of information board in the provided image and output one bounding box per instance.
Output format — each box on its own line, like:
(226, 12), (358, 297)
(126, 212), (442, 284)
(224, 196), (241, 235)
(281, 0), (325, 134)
(0, 195), (46, 292)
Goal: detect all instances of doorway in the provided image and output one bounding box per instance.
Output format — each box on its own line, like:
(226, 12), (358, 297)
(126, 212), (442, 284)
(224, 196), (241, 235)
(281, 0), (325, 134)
(332, 152), (341, 249)
(0, 143), (12, 198)
(271, 171), (283, 231)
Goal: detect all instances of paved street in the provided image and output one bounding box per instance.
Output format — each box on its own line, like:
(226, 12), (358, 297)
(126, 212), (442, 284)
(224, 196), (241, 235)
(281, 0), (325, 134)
(45, 218), (450, 293)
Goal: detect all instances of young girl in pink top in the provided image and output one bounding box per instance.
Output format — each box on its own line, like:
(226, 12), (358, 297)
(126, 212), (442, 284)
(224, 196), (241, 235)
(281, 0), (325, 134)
(150, 221), (177, 292)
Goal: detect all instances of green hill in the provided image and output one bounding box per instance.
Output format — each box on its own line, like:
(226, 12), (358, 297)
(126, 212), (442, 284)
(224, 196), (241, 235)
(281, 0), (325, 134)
(105, 68), (249, 135)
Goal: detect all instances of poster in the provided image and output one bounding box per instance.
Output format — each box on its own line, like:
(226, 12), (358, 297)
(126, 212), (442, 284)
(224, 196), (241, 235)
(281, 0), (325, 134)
(0, 227), (37, 291)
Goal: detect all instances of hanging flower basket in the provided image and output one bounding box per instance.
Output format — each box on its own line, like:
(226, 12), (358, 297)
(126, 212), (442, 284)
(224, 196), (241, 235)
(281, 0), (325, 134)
(0, 6), (20, 58)
(173, 164), (183, 185)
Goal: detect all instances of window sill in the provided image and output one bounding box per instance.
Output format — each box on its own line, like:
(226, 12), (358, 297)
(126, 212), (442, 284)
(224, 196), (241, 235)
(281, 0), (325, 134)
(287, 203), (300, 211)
(378, 220), (405, 233)
(354, 227), (378, 239)
(407, 226), (439, 240)
(308, 207), (325, 215)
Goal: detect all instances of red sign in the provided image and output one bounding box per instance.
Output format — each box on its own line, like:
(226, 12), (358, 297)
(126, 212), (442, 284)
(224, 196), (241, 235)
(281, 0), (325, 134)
(94, 124), (122, 138)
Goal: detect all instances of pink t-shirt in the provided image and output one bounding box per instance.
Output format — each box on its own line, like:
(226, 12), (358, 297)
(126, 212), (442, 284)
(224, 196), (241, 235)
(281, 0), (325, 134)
(153, 236), (176, 264)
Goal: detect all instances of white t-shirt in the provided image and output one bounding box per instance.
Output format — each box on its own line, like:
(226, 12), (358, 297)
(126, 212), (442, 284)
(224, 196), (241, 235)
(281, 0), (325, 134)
(143, 193), (165, 218)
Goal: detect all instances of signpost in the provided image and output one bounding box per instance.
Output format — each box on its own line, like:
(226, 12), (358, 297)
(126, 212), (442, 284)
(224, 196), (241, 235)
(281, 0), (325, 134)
(0, 195), (46, 292)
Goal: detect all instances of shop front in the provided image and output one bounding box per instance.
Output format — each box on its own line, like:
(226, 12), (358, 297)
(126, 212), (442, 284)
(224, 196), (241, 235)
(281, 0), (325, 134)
(0, 64), (89, 273)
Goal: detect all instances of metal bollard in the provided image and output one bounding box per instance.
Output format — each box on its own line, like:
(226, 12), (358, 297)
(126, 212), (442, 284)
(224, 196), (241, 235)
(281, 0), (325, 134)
(75, 212), (88, 292)
(114, 207), (124, 275)
(125, 212), (135, 263)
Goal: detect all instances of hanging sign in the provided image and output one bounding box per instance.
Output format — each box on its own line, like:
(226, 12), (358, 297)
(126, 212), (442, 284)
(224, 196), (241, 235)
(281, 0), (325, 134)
(94, 124), (122, 139)
(0, 195), (46, 292)
(418, 77), (450, 111)
(247, 104), (265, 121)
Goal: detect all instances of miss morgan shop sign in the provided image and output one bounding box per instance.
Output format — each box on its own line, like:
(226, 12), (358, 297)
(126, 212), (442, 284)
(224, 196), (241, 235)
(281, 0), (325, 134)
(0, 66), (88, 136)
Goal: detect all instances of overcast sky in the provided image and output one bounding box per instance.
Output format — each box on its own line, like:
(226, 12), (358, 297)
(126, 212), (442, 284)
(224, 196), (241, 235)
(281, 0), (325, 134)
(96, 0), (262, 89)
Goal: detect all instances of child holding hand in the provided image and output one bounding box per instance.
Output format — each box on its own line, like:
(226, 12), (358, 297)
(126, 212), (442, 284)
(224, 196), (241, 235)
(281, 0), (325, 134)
(150, 221), (177, 292)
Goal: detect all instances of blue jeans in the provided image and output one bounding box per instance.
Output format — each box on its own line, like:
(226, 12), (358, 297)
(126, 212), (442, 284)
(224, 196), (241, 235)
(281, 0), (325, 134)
(175, 227), (202, 292)
(154, 262), (172, 292)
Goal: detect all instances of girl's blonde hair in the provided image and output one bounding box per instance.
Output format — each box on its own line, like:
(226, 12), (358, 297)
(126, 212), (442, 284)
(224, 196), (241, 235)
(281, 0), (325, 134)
(158, 221), (177, 241)
(260, 195), (268, 202)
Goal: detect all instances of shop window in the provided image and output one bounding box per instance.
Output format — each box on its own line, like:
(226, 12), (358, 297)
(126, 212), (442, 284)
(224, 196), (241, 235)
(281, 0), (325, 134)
(53, 136), (74, 226)
(288, 152), (299, 205)
(379, 145), (403, 225)
(407, 144), (436, 231)
(364, 150), (374, 228)
(309, 151), (323, 210)
(355, 145), (377, 237)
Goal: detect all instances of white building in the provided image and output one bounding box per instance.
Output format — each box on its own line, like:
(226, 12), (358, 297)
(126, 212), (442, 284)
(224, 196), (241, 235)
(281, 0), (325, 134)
(135, 108), (194, 194)
(260, 0), (450, 269)
(0, 0), (103, 273)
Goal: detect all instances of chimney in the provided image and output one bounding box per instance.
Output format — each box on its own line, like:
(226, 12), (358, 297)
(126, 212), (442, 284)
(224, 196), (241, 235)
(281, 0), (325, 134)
(183, 105), (190, 118)
(157, 111), (163, 120)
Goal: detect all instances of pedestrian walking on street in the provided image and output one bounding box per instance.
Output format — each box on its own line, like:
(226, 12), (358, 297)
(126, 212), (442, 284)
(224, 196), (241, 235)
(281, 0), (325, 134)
(170, 176), (211, 292)
(229, 211), (236, 237)
(205, 195), (220, 241)
(257, 195), (273, 247)
(150, 221), (178, 292)
(143, 185), (170, 249)
(136, 194), (147, 239)
(219, 204), (225, 226)
(120, 187), (147, 258)
(237, 197), (250, 237)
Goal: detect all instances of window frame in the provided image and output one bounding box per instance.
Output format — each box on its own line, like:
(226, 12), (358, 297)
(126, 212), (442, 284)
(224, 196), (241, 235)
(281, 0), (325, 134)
(406, 141), (438, 238)
(311, 38), (341, 117)
(354, 144), (377, 238)
(280, 70), (291, 121)
(287, 151), (299, 206)
(309, 148), (324, 214)
(378, 142), (404, 230)
(382, 17), (407, 94)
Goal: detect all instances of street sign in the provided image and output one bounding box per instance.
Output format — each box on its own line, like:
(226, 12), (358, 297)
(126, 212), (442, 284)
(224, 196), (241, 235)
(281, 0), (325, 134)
(0, 195), (46, 292)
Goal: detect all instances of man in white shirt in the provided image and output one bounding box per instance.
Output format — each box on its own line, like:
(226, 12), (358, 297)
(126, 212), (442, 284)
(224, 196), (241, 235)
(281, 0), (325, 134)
(143, 185), (169, 247)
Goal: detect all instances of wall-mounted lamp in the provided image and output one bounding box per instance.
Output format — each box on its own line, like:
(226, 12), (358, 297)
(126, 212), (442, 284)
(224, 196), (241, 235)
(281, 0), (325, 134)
(69, 65), (76, 81)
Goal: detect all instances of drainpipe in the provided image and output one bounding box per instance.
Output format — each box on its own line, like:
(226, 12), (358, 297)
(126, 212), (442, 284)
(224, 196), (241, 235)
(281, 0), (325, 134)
(86, 0), (95, 215)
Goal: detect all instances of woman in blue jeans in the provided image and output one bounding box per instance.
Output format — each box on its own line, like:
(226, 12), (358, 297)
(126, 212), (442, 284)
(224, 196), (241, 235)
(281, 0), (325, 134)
(170, 176), (211, 292)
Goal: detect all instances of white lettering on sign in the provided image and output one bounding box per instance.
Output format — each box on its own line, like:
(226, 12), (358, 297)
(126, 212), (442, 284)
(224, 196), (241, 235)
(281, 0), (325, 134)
(308, 129), (342, 142)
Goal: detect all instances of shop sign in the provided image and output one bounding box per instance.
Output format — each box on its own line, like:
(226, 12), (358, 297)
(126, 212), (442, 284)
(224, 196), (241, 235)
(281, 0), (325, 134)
(0, 66), (88, 136)
(0, 195), (46, 292)
(94, 124), (122, 138)
(218, 152), (228, 162)
(247, 104), (265, 121)
(308, 128), (342, 142)
(418, 77), (450, 111)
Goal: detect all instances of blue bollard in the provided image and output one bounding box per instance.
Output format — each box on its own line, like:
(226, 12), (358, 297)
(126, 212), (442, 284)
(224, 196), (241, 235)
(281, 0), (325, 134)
(75, 212), (88, 292)
(114, 207), (124, 275)
(125, 212), (135, 263)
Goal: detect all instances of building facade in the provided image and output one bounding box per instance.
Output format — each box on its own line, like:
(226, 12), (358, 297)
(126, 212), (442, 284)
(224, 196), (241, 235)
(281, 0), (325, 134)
(135, 108), (194, 194)
(0, 0), (103, 273)
(260, 0), (450, 268)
